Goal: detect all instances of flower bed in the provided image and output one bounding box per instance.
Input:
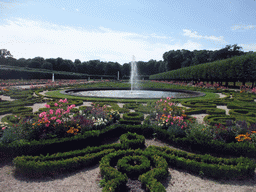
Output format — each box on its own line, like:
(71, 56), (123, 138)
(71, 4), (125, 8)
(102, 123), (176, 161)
(1, 81), (256, 191)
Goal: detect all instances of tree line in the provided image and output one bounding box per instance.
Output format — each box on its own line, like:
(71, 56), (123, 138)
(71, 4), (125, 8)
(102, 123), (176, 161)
(0, 44), (254, 79)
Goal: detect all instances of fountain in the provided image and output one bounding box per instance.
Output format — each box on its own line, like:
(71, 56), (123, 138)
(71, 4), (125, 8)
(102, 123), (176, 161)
(130, 55), (139, 91)
(62, 56), (205, 99)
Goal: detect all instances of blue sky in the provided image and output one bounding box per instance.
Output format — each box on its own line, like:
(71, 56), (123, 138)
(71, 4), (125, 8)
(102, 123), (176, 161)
(1, 0), (256, 64)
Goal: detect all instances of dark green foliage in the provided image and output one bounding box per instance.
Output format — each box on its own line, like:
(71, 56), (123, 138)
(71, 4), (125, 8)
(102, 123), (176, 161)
(12, 106), (33, 114)
(122, 112), (144, 121)
(150, 53), (256, 83)
(119, 119), (142, 125)
(117, 155), (151, 178)
(146, 146), (255, 179)
(120, 132), (145, 149)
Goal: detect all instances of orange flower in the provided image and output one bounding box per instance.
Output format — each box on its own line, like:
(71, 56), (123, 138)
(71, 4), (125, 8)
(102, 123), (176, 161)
(235, 133), (251, 142)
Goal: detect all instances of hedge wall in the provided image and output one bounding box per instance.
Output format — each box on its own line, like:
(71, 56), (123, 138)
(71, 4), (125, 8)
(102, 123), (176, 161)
(149, 53), (256, 85)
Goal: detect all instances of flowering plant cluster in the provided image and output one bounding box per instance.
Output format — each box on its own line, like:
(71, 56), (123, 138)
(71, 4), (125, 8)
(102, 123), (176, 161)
(157, 114), (188, 130)
(108, 109), (120, 123)
(0, 121), (9, 137)
(68, 103), (114, 135)
(154, 97), (189, 135)
(28, 98), (76, 140)
(210, 121), (256, 144)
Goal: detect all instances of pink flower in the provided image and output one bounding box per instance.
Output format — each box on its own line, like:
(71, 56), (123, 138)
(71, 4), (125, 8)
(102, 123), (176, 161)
(166, 119), (168, 123)
(63, 98), (68, 103)
(54, 103), (58, 107)
(2, 127), (6, 130)
(59, 99), (63, 103)
(181, 125), (184, 129)
(164, 100), (167, 103)
(49, 109), (54, 115)
(55, 109), (61, 115)
(167, 97), (171, 100)
(56, 119), (62, 124)
(45, 104), (50, 108)
(45, 123), (50, 127)
(51, 116), (57, 120)
(171, 122), (173, 125)
(39, 112), (47, 118)
(163, 108), (166, 111)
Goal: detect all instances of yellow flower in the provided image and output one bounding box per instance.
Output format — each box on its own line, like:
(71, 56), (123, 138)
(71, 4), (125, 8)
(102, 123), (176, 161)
(235, 133), (251, 142)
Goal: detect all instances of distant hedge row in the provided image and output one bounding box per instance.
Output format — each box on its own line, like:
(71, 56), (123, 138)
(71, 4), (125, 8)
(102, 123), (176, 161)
(149, 53), (256, 85)
(0, 68), (116, 79)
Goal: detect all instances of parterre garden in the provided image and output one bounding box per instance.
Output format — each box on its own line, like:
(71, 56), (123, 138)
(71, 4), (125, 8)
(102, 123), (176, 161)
(1, 80), (256, 191)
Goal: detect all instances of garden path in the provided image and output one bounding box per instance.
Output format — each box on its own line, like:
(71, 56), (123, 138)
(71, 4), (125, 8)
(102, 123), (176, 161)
(0, 95), (15, 101)
(177, 93), (229, 124)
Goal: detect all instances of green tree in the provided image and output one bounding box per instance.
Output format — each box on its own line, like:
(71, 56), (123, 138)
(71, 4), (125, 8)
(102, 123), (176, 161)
(42, 61), (53, 70)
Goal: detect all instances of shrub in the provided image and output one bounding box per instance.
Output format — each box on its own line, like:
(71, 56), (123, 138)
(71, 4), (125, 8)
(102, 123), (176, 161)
(122, 112), (144, 121)
(117, 155), (151, 178)
(120, 132), (145, 149)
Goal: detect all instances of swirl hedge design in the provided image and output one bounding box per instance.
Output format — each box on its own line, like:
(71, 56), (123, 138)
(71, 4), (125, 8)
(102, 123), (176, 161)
(11, 128), (256, 192)
(100, 149), (168, 192)
(117, 155), (151, 178)
(120, 132), (145, 149)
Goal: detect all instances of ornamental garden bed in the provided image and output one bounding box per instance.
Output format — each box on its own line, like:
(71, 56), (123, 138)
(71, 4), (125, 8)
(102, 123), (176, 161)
(1, 80), (256, 191)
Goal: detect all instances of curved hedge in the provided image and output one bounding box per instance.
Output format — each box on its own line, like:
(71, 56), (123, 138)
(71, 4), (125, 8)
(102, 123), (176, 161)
(122, 112), (144, 121)
(120, 132), (145, 149)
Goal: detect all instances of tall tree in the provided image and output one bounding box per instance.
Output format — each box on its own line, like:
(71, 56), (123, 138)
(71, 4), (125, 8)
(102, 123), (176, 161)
(0, 49), (13, 58)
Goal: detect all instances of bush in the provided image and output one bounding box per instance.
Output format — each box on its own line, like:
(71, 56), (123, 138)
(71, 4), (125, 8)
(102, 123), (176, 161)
(122, 112), (144, 121)
(120, 132), (145, 149)
(117, 155), (151, 178)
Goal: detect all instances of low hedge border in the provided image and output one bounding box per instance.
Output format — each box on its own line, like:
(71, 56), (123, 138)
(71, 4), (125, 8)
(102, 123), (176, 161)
(13, 143), (123, 178)
(146, 146), (255, 179)
(181, 101), (217, 108)
(123, 103), (143, 110)
(120, 132), (145, 149)
(122, 112), (144, 121)
(203, 115), (236, 126)
(117, 155), (151, 178)
(12, 106), (33, 114)
(119, 119), (142, 125)
(229, 109), (256, 117)
(4, 123), (256, 159)
(100, 149), (168, 192)
(9, 129), (256, 186)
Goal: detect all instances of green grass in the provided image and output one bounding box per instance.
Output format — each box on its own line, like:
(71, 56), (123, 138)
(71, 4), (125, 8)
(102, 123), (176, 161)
(44, 81), (219, 103)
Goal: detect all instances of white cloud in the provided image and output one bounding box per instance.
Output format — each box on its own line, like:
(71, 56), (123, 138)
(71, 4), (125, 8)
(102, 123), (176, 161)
(231, 24), (256, 30)
(150, 33), (168, 39)
(76, 9), (79, 12)
(239, 43), (256, 51)
(1, 18), (202, 64)
(62, 7), (65, 10)
(183, 29), (225, 42)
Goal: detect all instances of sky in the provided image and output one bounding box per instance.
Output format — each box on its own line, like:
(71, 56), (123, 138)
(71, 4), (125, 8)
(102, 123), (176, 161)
(1, 0), (256, 65)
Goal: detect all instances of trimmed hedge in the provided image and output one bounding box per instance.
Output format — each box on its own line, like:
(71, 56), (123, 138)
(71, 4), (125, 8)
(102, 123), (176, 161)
(146, 146), (255, 179)
(120, 132), (145, 149)
(149, 53), (256, 84)
(117, 155), (151, 178)
(12, 106), (33, 114)
(100, 149), (168, 192)
(122, 112), (144, 121)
